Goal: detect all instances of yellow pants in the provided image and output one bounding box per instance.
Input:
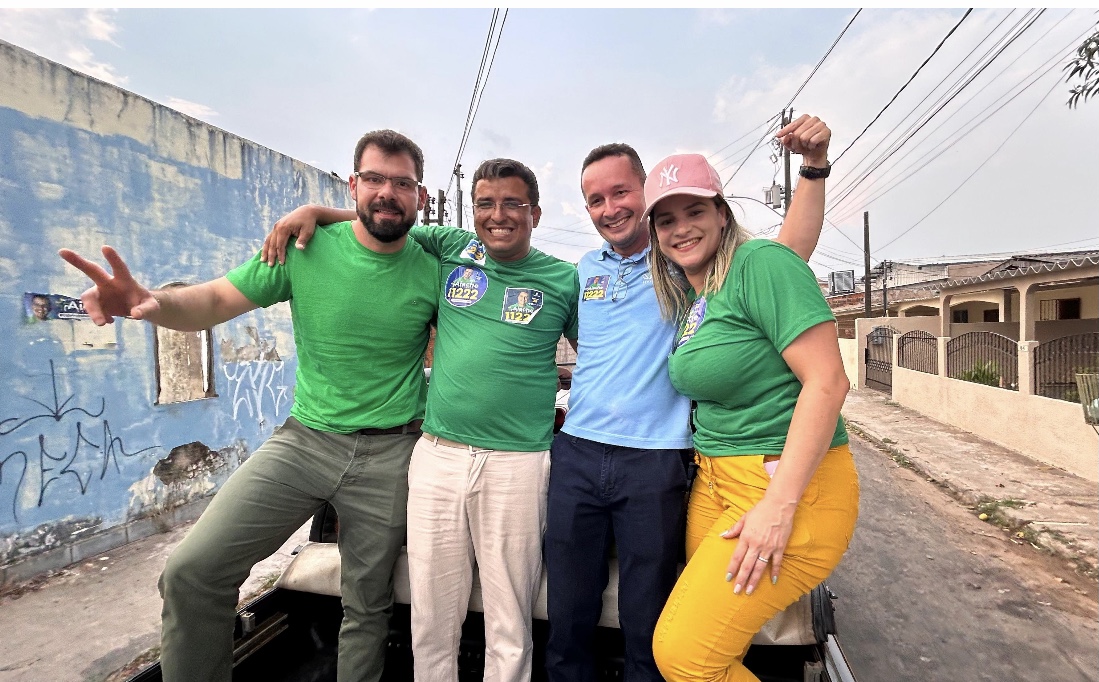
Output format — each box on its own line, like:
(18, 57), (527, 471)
(653, 444), (859, 682)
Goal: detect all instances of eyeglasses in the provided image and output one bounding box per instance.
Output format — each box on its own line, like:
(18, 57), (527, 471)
(611, 260), (634, 302)
(473, 200), (533, 215)
(354, 171), (421, 194)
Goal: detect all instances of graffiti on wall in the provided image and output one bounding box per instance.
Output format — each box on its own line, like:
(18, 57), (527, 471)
(0, 361), (157, 522)
(222, 361), (290, 427)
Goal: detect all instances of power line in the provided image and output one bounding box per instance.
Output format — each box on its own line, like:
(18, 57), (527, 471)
(721, 9), (864, 188)
(784, 9), (863, 108)
(832, 8), (974, 165)
(446, 9), (508, 199)
(876, 72), (1062, 253)
(829, 16), (1082, 225)
(722, 118), (782, 189)
(710, 120), (781, 173)
(707, 115), (780, 162)
(827, 9), (1048, 218)
(826, 8), (1023, 210)
(827, 9), (1057, 221)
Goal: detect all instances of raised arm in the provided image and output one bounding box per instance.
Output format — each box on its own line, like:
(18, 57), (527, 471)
(773, 114), (831, 262)
(722, 320), (848, 595)
(59, 246), (257, 331)
(261, 204), (356, 266)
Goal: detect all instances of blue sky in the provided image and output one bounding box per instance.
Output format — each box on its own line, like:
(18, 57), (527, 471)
(1, 8), (1096, 274)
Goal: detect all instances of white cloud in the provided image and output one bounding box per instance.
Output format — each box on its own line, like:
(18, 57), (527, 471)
(697, 9), (738, 27)
(165, 97), (219, 121)
(540, 161), (555, 182)
(560, 201), (585, 219)
(0, 9), (126, 85)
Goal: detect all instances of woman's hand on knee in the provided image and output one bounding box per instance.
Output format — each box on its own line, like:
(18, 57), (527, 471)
(721, 499), (795, 595)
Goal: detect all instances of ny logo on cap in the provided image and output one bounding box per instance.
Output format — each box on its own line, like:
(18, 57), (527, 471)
(659, 164), (679, 187)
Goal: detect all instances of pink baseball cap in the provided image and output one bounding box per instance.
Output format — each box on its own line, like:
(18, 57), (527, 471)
(641, 153), (729, 226)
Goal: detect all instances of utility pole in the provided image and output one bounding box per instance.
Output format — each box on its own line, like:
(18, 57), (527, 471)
(863, 211), (871, 318)
(454, 164), (464, 231)
(422, 194), (434, 225)
(438, 190), (447, 226)
(782, 108), (793, 212)
(881, 261), (889, 317)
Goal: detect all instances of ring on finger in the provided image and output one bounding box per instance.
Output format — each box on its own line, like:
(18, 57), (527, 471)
(756, 555), (770, 564)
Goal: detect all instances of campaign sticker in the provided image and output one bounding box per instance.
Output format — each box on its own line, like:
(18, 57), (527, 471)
(444, 266), (488, 308)
(24, 292), (90, 323)
(501, 287), (543, 325)
(460, 238), (487, 265)
(582, 275), (609, 301)
(675, 296), (707, 348)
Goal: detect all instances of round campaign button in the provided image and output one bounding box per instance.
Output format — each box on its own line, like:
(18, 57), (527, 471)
(444, 266), (489, 308)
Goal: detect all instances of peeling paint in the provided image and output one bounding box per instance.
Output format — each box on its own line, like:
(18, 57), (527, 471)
(152, 442), (225, 485)
(127, 440), (249, 520)
(0, 516), (102, 566)
(220, 326), (281, 363)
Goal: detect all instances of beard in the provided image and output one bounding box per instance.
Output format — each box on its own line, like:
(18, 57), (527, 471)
(358, 198), (415, 243)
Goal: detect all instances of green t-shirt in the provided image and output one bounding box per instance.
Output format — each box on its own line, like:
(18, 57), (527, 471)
(410, 225), (579, 451)
(226, 221), (439, 434)
(667, 239), (848, 456)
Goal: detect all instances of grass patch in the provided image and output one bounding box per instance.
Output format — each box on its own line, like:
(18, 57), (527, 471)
(238, 571), (281, 607)
(104, 646), (161, 682)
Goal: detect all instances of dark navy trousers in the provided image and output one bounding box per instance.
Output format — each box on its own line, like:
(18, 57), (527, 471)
(544, 432), (689, 682)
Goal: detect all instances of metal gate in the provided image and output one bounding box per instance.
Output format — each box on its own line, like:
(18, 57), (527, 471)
(865, 326), (898, 392)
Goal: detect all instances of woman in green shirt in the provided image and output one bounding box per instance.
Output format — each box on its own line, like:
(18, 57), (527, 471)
(643, 146), (858, 681)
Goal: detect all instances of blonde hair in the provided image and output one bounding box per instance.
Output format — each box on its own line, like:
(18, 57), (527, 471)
(647, 197), (750, 321)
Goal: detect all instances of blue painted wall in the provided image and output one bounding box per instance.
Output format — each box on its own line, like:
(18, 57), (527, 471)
(0, 41), (349, 566)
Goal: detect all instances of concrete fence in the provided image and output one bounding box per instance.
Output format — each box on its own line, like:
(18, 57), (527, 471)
(888, 335), (1098, 481)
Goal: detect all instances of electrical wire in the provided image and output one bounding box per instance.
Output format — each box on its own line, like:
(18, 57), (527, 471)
(826, 8), (1024, 209)
(446, 9), (508, 199)
(876, 72), (1063, 252)
(722, 9), (863, 187)
(722, 119), (782, 189)
(827, 9), (1048, 218)
(827, 10), (1070, 222)
(784, 9), (863, 109)
(707, 115), (781, 162)
(829, 17), (1083, 225)
(832, 8), (974, 165)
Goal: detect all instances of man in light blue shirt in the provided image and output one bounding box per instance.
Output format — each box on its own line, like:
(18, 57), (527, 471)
(544, 144), (693, 682)
(545, 120), (831, 681)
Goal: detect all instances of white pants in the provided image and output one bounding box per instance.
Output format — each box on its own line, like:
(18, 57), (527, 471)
(406, 435), (551, 682)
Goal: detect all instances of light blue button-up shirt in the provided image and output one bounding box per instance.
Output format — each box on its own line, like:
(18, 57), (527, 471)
(561, 243), (693, 449)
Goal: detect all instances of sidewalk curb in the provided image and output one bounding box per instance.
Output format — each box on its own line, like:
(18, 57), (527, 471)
(845, 418), (1098, 580)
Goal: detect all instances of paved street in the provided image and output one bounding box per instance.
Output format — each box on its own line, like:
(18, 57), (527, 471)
(830, 436), (1098, 681)
(0, 522), (310, 682)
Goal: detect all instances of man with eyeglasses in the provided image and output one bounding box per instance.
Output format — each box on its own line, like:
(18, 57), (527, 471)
(263, 157), (579, 682)
(58, 129), (439, 682)
(545, 117), (831, 682)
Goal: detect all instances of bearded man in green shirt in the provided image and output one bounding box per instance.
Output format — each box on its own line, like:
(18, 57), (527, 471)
(59, 130), (439, 682)
(265, 157), (579, 682)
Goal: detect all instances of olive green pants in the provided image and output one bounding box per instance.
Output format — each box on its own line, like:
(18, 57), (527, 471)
(158, 417), (415, 682)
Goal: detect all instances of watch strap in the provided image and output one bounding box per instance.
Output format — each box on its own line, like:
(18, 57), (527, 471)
(799, 163), (831, 180)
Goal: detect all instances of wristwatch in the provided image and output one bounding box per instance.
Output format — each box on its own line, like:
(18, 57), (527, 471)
(799, 163), (831, 180)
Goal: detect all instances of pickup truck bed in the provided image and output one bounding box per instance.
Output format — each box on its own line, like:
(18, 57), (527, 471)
(130, 539), (856, 682)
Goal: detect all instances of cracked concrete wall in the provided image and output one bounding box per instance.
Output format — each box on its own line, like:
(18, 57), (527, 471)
(0, 40), (350, 570)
